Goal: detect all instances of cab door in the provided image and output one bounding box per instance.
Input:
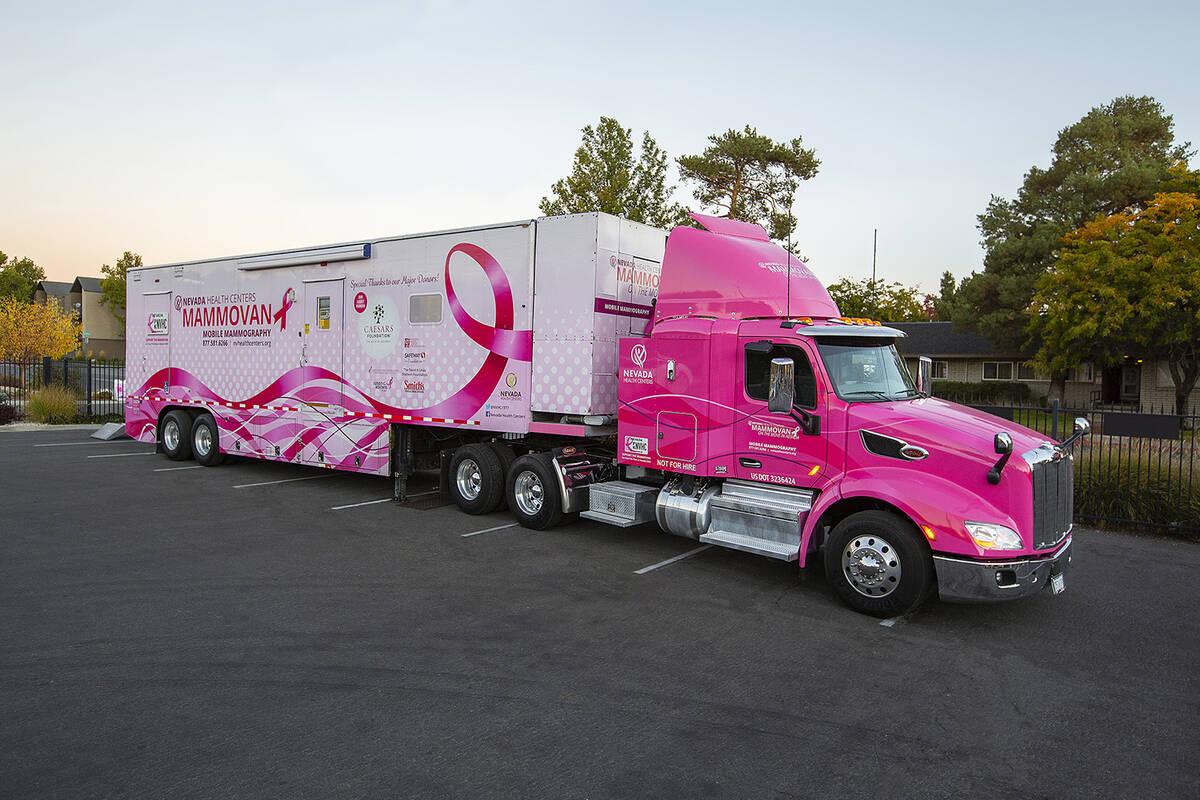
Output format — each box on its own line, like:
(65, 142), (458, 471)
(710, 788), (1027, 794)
(733, 337), (827, 488)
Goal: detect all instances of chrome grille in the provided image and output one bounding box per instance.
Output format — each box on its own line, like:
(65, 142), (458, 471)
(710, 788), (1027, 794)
(1031, 454), (1073, 550)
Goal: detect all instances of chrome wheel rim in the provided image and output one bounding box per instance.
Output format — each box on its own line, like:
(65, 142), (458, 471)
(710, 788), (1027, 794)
(842, 534), (902, 597)
(194, 423), (212, 458)
(163, 419), (180, 452)
(513, 470), (544, 516)
(455, 458), (482, 501)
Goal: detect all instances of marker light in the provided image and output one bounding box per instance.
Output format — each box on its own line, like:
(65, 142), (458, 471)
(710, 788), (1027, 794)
(808, 464), (821, 476)
(921, 525), (936, 541)
(964, 521), (1023, 551)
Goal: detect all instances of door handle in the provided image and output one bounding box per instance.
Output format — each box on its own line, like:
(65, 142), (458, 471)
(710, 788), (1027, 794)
(739, 458), (762, 468)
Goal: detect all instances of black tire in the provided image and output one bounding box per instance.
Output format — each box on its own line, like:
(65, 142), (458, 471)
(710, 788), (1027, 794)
(449, 443), (506, 514)
(160, 410), (193, 461)
(488, 443), (517, 509)
(823, 510), (932, 618)
(191, 413), (224, 467)
(506, 453), (564, 530)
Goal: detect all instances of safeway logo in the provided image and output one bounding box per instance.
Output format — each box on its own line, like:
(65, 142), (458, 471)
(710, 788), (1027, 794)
(631, 343), (647, 367)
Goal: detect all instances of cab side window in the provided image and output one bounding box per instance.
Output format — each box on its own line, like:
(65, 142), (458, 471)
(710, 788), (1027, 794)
(745, 344), (817, 409)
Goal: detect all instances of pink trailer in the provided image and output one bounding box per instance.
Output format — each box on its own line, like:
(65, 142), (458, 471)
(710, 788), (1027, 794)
(128, 212), (1080, 617)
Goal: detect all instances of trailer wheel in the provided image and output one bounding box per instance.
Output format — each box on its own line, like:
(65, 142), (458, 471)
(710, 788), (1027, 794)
(160, 410), (193, 461)
(488, 443), (517, 509)
(449, 443), (506, 514)
(507, 453), (564, 530)
(191, 413), (224, 467)
(823, 510), (932, 618)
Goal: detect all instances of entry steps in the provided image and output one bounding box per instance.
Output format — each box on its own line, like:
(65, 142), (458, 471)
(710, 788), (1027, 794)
(583, 477), (814, 562)
(699, 480), (814, 562)
(581, 480), (657, 527)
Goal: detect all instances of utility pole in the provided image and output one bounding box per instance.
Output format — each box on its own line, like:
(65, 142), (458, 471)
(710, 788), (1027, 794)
(871, 228), (878, 317)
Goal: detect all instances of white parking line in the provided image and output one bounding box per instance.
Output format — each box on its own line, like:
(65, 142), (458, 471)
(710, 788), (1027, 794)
(331, 490), (436, 510)
(462, 522), (519, 538)
(233, 475), (335, 489)
(34, 441), (107, 447)
(634, 545), (713, 575)
(154, 465), (204, 472)
(87, 452), (156, 459)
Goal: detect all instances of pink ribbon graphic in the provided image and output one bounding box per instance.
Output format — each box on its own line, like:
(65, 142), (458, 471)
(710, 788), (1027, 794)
(272, 287), (296, 331)
(443, 243), (533, 361)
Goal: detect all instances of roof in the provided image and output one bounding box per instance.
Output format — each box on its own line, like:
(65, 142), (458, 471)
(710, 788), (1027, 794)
(72, 276), (103, 292)
(34, 280), (72, 298)
(890, 321), (1029, 358)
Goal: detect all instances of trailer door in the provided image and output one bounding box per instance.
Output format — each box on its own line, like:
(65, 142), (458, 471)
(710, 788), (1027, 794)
(141, 291), (172, 393)
(299, 279), (345, 464)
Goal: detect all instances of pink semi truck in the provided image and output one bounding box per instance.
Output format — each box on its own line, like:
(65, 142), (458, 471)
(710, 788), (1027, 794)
(125, 212), (1081, 616)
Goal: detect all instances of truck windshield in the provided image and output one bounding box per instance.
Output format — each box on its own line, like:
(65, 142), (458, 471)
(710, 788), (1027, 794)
(816, 338), (918, 402)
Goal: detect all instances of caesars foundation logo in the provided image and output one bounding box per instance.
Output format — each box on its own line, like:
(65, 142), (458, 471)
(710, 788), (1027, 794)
(631, 343), (647, 367)
(359, 295), (398, 359)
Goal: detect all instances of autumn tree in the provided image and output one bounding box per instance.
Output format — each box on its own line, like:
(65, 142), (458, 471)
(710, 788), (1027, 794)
(1029, 192), (1200, 415)
(0, 252), (46, 301)
(677, 125), (819, 248)
(826, 277), (927, 322)
(954, 96), (1192, 400)
(99, 251), (142, 324)
(540, 117), (690, 229)
(0, 297), (80, 360)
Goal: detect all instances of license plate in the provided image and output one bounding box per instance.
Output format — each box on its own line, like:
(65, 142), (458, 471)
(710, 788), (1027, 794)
(1050, 573), (1065, 594)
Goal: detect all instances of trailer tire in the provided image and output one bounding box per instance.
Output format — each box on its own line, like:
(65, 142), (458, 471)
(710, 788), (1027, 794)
(507, 453), (564, 530)
(449, 443), (506, 514)
(823, 510), (932, 618)
(191, 413), (224, 467)
(488, 443), (517, 509)
(161, 410), (193, 461)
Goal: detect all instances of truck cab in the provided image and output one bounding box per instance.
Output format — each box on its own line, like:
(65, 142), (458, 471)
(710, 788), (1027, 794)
(604, 214), (1075, 617)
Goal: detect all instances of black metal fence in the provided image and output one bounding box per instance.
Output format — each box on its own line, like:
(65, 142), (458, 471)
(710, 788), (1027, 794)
(0, 357), (127, 419)
(964, 398), (1199, 535)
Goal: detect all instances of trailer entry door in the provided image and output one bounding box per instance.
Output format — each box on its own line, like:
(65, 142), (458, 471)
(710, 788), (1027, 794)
(301, 279), (345, 464)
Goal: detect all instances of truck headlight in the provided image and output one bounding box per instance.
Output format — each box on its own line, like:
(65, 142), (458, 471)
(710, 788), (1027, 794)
(964, 521), (1023, 551)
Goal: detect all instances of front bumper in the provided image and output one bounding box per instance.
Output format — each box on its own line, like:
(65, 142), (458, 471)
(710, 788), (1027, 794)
(933, 535), (1072, 603)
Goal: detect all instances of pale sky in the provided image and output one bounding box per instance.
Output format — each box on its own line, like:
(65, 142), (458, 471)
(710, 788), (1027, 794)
(2, 0), (1196, 294)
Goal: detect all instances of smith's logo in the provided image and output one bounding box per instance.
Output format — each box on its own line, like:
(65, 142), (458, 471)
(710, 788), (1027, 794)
(631, 343), (647, 368)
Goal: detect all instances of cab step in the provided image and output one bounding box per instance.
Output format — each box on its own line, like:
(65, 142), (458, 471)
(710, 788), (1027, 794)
(698, 480), (814, 562)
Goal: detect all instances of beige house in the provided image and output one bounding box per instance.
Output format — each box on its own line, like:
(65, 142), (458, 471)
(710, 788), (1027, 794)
(893, 322), (1197, 414)
(32, 277), (125, 361)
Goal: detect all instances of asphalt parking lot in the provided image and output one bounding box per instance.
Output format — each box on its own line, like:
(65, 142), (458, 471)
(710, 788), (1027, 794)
(1, 427), (1198, 799)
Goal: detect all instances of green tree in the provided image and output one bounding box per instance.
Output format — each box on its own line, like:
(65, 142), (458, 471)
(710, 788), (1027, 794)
(954, 96), (1192, 399)
(540, 117), (689, 229)
(826, 277), (927, 322)
(677, 125), (819, 247)
(99, 251), (142, 324)
(1029, 192), (1200, 415)
(0, 252), (46, 301)
(930, 270), (958, 321)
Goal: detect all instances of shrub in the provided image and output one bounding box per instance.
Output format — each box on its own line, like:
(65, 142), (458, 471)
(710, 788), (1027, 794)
(26, 384), (79, 424)
(1075, 448), (1200, 535)
(932, 380), (1032, 403)
(0, 401), (17, 425)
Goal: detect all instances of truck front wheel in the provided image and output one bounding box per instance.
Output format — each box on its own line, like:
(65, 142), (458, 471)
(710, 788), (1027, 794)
(507, 454), (564, 530)
(823, 510), (932, 618)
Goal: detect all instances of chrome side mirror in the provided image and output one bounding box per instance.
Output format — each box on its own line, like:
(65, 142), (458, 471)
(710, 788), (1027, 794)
(987, 432), (1014, 485)
(768, 357), (795, 414)
(1060, 416), (1090, 448)
(917, 356), (932, 395)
